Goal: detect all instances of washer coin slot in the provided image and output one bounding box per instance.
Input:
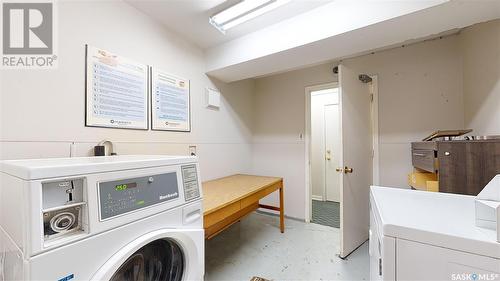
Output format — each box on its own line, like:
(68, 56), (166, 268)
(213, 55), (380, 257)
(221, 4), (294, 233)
(42, 178), (84, 209)
(42, 178), (88, 244)
(66, 180), (75, 202)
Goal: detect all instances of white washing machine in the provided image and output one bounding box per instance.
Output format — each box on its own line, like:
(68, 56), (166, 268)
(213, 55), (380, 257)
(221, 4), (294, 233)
(369, 186), (499, 281)
(0, 155), (204, 281)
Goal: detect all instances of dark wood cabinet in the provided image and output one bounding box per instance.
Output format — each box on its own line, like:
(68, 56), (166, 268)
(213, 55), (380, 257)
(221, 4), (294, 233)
(437, 142), (467, 194)
(412, 140), (500, 195)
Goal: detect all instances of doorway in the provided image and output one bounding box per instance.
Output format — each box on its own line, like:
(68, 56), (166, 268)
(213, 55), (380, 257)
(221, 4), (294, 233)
(305, 66), (378, 258)
(309, 87), (341, 228)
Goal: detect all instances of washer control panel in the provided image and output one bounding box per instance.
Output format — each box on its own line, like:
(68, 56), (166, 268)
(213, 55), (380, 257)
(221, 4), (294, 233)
(98, 172), (179, 220)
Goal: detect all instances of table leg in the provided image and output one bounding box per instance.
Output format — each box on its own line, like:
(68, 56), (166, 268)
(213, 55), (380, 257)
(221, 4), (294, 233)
(279, 186), (284, 233)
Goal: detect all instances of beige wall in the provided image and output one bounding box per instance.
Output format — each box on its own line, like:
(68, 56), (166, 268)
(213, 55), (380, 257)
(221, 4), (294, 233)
(251, 20), (499, 220)
(461, 19), (500, 135)
(0, 1), (255, 181)
(252, 34), (465, 220)
(251, 64), (337, 219)
(343, 34), (464, 188)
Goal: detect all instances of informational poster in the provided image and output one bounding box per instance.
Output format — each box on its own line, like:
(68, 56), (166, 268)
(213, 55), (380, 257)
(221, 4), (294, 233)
(85, 45), (149, 130)
(151, 68), (191, 132)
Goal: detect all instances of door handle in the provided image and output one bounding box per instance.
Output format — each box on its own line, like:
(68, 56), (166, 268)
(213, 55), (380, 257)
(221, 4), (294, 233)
(184, 209), (201, 224)
(368, 229), (372, 256)
(344, 166), (353, 174)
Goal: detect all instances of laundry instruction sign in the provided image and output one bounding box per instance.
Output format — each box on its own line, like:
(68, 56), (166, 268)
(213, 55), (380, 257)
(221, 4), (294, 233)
(1, 1), (58, 69)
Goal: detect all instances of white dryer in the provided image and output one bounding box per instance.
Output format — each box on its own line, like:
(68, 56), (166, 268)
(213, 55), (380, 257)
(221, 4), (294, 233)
(369, 186), (499, 281)
(0, 155), (204, 281)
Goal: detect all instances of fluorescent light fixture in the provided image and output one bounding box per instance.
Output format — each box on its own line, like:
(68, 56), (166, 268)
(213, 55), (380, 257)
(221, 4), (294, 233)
(210, 0), (291, 33)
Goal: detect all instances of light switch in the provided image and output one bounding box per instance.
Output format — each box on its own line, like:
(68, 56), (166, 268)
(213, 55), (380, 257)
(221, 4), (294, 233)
(189, 145), (197, 156)
(206, 87), (221, 109)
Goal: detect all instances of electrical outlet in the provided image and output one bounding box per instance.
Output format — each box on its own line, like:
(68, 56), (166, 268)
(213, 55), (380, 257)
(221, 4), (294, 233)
(189, 146), (197, 156)
(70, 142), (76, 157)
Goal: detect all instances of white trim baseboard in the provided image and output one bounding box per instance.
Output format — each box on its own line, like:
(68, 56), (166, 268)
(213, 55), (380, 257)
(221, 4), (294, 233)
(312, 195), (324, 201)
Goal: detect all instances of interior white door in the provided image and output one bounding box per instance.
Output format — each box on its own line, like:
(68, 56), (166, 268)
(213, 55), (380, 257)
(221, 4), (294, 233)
(324, 104), (341, 202)
(339, 64), (372, 258)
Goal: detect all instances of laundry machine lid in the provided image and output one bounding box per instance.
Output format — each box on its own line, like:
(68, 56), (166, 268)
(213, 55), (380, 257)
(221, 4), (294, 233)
(0, 155), (197, 180)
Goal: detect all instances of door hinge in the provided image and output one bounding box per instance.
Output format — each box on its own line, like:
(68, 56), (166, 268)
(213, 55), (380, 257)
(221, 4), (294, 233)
(370, 93), (374, 102)
(372, 149), (375, 158)
(379, 258), (383, 276)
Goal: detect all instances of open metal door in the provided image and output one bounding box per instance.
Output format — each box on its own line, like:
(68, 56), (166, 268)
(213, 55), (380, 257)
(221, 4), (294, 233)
(339, 64), (372, 258)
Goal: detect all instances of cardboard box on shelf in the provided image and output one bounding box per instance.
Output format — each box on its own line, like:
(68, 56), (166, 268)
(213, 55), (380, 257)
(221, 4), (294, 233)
(408, 172), (438, 191)
(426, 180), (439, 192)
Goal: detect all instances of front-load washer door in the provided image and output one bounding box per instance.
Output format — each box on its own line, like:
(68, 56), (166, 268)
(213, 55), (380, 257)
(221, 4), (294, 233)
(110, 239), (184, 281)
(91, 229), (204, 281)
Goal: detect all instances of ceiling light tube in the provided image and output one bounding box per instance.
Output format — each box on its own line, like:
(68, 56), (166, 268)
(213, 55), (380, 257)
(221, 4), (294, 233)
(210, 0), (291, 33)
(212, 0), (271, 25)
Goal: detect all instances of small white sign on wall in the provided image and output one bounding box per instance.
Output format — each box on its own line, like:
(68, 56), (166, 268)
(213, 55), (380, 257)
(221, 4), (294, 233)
(206, 87), (221, 109)
(85, 45), (149, 130)
(151, 68), (191, 132)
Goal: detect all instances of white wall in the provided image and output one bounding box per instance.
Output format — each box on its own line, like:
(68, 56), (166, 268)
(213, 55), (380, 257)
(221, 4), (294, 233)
(461, 19), (500, 135)
(0, 1), (255, 181)
(252, 34), (464, 220)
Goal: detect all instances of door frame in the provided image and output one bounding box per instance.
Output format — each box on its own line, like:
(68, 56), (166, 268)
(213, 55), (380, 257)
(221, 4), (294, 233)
(304, 77), (379, 222)
(305, 82), (338, 223)
(371, 75), (380, 185)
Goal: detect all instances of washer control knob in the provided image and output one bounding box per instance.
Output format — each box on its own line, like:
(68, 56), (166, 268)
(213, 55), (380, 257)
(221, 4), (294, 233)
(148, 177), (154, 183)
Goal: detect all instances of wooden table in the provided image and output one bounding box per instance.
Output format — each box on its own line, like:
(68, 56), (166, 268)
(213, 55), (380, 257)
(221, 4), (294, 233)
(202, 174), (284, 239)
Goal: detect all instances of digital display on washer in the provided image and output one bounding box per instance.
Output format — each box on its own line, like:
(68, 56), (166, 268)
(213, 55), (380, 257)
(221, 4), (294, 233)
(99, 172), (179, 220)
(115, 182), (137, 191)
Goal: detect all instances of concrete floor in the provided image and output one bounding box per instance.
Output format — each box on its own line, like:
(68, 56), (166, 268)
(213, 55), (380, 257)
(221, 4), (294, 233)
(205, 212), (369, 281)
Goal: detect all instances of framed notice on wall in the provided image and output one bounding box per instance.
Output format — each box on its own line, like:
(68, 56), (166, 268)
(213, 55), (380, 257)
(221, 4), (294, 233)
(85, 45), (149, 130)
(151, 68), (191, 132)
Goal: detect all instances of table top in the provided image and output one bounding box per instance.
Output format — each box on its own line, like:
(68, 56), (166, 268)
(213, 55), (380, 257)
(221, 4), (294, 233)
(202, 174), (282, 215)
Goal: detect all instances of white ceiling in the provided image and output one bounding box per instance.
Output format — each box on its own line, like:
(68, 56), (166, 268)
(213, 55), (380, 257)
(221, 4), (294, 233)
(126, 0), (500, 82)
(126, 0), (332, 49)
(205, 0), (500, 82)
